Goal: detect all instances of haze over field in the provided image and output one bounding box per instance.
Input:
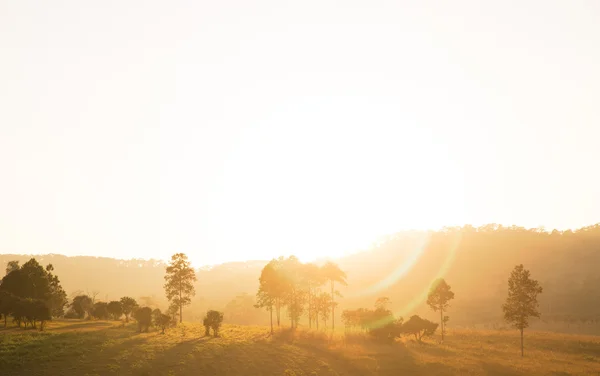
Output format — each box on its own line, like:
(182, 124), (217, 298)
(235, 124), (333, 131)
(2, 2), (600, 375)
(2, 1), (600, 267)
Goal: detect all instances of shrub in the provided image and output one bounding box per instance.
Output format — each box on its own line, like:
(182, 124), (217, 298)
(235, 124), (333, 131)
(133, 306), (152, 332)
(203, 310), (224, 337)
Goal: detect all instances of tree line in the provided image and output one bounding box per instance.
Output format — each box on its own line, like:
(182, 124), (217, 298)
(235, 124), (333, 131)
(0, 251), (546, 356)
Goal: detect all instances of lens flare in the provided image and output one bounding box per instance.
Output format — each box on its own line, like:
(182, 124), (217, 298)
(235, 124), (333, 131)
(346, 229), (463, 328)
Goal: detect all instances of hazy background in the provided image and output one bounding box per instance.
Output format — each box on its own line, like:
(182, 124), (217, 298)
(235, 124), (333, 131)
(1, 1), (600, 266)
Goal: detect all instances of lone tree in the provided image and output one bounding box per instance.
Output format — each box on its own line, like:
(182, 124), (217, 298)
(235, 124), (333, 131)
(426, 278), (455, 341)
(164, 253), (197, 323)
(322, 261), (347, 331)
(502, 264), (543, 357)
(203, 310), (224, 337)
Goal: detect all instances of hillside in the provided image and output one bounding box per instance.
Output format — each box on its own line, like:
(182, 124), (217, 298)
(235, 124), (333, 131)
(1, 320), (599, 375)
(2, 224), (600, 332)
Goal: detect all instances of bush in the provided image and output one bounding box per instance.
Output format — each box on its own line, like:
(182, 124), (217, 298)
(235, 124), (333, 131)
(133, 307), (152, 332)
(107, 301), (123, 320)
(400, 315), (438, 342)
(152, 308), (172, 334)
(203, 310), (224, 337)
(91, 302), (109, 320)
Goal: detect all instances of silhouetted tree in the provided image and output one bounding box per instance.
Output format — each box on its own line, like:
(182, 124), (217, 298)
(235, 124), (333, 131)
(203, 316), (210, 336)
(255, 262), (279, 333)
(426, 278), (455, 341)
(157, 313), (171, 334)
(120, 297), (138, 323)
(164, 253), (197, 323)
(31, 299), (52, 330)
(91, 302), (109, 320)
(502, 264), (543, 357)
(5, 260), (19, 275)
(133, 306), (152, 332)
(281, 256), (306, 329)
(70, 295), (93, 319)
(0, 291), (16, 327)
(0, 259), (67, 319)
(107, 301), (123, 320)
(203, 310), (224, 337)
(45, 264), (68, 317)
(322, 261), (347, 331)
(255, 259), (285, 329)
(401, 315), (438, 342)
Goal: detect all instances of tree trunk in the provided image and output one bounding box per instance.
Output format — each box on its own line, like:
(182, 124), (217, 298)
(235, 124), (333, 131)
(331, 280), (335, 331)
(179, 287), (183, 323)
(520, 328), (524, 357)
(440, 307), (444, 341)
(270, 306), (273, 334)
(276, 299), (280, 327)
(308, 285), (312, 329)
(316, 314), (319, 330)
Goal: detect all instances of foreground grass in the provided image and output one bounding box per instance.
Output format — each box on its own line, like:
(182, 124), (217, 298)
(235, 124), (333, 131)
(0, 320), (599, 375)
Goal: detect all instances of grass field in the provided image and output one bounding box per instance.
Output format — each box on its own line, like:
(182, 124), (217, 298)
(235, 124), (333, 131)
(1, 320), (599, 376)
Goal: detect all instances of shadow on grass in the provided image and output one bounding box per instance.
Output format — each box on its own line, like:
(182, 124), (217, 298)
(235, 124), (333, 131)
(141, 327), (434, 376)
(0, 324), (148, 376)
(49, 320), (116, 332)
(480, 361), (524, 376)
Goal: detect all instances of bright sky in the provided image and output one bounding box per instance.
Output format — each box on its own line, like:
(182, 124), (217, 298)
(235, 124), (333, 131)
(1, 1), (599, 266)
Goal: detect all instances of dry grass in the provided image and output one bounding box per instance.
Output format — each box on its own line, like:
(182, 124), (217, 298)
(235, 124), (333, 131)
(0, 320), (599, 375)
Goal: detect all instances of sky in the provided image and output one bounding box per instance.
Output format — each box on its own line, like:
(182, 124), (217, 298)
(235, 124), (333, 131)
(1, 1), (599, 266)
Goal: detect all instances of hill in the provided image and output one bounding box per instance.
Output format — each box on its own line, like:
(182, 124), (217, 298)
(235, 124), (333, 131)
(2, 224), (600, 333)
(1, 320), (599, 375)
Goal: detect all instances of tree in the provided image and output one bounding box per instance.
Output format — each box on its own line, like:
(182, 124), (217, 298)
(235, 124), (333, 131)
(0, 291), (15, 327)
(0, 259), (67, 319)
(120, 297), (138, 323)
(5, 260), (20, 275)
(255, 277), (275, 334)
(400, 315), (438, 342)
(203, 316), (211, 336)
(107, 301), (123, 320)
(255, 259), (285, 330)
(164, 253), (197, 323)
(156, 313), (171, 334)
(322, 261), (347, 330)
(303, 263), (325, 329)
(314, 292), (331, 329)
(203, 310), (224, 337)
(31, 299), (52, 331)
(280, 256), (306, 329)
(91, 302), (109, 320)
(426, 278), (455, 341)
(151, 308), (172, 333)
(133, 306), (152, 332)
(502, 264), (543, 357)
(70, 295), (93, 319)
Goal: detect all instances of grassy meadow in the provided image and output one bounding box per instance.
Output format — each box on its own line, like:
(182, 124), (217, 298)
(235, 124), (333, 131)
(0, 320), (599, 376)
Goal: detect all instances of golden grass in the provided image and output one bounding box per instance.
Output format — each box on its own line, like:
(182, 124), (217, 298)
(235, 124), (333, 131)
(0, 320), (598, 375)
